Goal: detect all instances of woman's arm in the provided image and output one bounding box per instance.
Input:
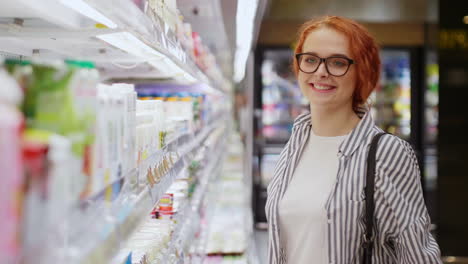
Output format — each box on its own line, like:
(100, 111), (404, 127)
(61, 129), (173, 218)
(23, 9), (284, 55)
(377, 137), (442, 264)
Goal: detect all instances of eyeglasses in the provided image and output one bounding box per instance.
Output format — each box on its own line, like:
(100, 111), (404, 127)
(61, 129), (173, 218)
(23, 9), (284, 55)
(295, 53), (355, 77)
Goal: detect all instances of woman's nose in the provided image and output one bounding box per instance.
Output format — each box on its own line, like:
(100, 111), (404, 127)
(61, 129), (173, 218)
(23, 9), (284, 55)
(315, 61), (329, 77)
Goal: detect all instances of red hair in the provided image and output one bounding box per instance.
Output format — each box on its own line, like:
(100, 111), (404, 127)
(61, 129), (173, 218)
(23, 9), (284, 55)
(293, 16), (381, 111)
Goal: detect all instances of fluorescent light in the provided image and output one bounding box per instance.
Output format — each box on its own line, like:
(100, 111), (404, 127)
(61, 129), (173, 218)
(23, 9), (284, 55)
(234, 0), (258, 82)
(60, 0), (118, 29)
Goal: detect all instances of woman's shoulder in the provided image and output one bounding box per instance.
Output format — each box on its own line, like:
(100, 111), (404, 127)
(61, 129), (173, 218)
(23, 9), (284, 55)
(371, 127), (419, 172)
(292, 112), (311, 128)
(371, 128), (414, 154)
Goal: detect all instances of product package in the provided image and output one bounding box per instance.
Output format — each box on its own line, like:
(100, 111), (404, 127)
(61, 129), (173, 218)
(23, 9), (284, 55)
(0, 61), (24, 264)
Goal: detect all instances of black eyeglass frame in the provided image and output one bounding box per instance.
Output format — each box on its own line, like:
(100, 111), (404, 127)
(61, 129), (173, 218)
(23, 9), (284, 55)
(295, 53), (355, 77)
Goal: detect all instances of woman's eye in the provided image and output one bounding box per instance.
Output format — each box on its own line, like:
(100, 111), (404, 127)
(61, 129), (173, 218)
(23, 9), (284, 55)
(330, 59), (347, 67)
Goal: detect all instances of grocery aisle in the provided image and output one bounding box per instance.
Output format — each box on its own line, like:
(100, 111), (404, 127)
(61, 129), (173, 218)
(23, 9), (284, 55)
(0, 1), (263, 263)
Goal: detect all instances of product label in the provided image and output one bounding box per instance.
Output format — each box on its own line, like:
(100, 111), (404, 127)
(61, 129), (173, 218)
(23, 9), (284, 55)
(104, 169), (112, 202)
(125, 252), (132, 264)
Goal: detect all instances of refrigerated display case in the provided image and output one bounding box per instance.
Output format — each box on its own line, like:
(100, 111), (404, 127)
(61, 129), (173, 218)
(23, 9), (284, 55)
(424, 50), (439, 222)
(371, 49), (412, 141)
(252, 48), (308, 224)
(260, 49), (309, 144)
(0, 1), (255, 263)
(426, 58), (439, 148)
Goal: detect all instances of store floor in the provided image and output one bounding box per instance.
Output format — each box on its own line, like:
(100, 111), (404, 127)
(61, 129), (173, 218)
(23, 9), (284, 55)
(254, 229), (455, 264)
(255, 230), (268, 263)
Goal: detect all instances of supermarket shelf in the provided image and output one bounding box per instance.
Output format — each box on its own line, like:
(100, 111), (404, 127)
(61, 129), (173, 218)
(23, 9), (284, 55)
(108, 123), (227, 264)
(0, 0), (89, 29)
(161, 140), (226, 263)
(70, 118), (226, 264)
(0, 0), (229, 93)
(82, 123), (215, 206)
(145, 121), (221, 203)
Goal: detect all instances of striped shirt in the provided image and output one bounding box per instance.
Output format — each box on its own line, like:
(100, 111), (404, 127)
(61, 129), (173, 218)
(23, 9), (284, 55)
(265, 110), (442, 264)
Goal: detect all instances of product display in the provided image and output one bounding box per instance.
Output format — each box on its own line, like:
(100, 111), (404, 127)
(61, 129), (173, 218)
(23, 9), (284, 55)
(188, 135), (256, 264)
(137, 0), (228, 89)
(424, 51), (438, 214)
(0, 1), (253, 264)
(0, 57), (233, 264)
(425, 52), (439, 147)
(261, 50), (309, 142)
(0, 60), (24, 264)
(371, 50), (412, 140)
(112, 125), (229, 264)
(135, 83), (221, 138)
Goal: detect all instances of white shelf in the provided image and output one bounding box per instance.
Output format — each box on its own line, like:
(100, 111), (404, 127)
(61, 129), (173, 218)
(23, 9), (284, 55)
(0, 0), (88, 29)
(1, 1), (233, 262)
(108, 121), (227, 264)
(0, 0), (229, 93)
(161, 139), (226, 263)
(32, 117), (227, 264)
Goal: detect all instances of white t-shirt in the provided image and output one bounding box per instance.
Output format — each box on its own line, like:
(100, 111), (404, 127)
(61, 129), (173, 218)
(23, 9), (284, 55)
(278, 129), (348, 263)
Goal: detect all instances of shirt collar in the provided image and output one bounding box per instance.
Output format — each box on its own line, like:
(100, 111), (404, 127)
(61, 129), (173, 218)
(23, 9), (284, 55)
(292, 107), (375, 157)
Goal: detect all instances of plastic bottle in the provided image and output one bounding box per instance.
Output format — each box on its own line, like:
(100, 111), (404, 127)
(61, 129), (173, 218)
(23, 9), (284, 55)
(0, 61), (24, 264)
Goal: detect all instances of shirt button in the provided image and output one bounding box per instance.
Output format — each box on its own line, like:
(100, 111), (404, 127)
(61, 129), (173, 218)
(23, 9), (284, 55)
(327, 219), (332, 224)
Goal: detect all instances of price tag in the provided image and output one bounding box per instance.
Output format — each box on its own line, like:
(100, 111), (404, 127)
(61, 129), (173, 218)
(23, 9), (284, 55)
(125, 252), (132, 264)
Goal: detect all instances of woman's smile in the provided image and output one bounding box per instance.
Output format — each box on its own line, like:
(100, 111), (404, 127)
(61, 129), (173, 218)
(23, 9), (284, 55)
(309, 82), (337, 93)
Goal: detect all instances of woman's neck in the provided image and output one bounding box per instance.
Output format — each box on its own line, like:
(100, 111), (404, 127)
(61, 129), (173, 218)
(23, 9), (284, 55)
(309, 104), (361, 137)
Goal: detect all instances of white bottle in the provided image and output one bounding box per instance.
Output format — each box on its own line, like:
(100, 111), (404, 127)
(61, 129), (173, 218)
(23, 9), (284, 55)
(0, 63), (24, 264)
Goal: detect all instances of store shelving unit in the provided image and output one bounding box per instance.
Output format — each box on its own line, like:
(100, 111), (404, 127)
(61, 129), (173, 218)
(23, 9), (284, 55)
(159, 133), (227, 264)
(73, 118), (226, 264)
(0, 1), (245, 264)
(0, 0), (229, 93)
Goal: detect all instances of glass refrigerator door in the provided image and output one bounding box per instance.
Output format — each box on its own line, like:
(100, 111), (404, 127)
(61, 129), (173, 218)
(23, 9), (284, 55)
(425, 52), (439, 150)
(371, 50), (412, 141)
(261, 49), (309, 143)
(424, 51), (438, 221)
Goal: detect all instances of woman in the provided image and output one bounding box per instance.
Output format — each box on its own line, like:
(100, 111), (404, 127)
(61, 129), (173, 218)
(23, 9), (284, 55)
(265, 16), (442, 264)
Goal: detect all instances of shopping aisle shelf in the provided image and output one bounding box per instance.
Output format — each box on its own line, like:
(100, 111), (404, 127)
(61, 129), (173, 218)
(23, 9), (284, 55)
(54, 117), (228, 264)
(0, 0), (229, 93)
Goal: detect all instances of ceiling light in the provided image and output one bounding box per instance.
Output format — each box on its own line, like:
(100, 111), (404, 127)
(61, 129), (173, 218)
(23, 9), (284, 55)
(60, 0), (118, 29)
(234, 0), (259, 83)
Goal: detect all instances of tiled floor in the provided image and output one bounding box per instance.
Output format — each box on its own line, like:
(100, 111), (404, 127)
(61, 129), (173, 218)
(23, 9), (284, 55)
(254, 230), (268, 264)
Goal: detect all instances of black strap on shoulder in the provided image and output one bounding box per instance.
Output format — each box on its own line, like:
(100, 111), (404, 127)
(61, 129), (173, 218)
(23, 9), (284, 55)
(362, 132), (387, 264)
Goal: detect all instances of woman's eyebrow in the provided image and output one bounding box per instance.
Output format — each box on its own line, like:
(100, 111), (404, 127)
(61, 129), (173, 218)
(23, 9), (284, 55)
(302, 51), (350, 58)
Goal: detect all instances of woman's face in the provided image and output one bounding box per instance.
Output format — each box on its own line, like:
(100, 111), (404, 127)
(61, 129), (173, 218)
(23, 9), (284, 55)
(297, 27), (357, 111)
